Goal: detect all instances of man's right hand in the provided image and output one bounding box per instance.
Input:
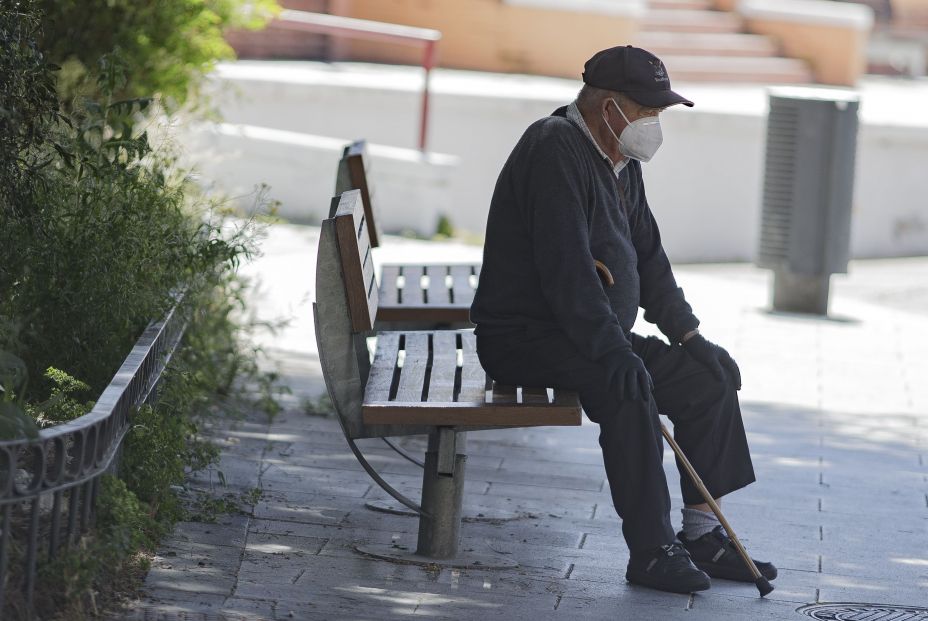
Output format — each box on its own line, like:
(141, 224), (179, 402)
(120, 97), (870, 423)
(601, 347), (654, 402)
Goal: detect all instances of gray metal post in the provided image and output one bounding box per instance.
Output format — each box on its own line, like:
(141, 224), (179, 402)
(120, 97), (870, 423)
(772, 269), (831, 315)
(415, 429), (466, 559)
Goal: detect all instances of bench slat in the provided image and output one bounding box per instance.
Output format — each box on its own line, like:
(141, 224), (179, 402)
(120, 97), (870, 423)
(450, 265), (476, 307)
(401, 265), (425, 306)
(333, 193), (377, 332)
(363, 402), (581, 426)
(395, 333), (429, 402)
(366, 332), (401, 403)
(345, 148), (380, 247)
(360, 221), (376, 308)
(379, 265), (401, 307)
(456, 333), (486, 403)
(426, 265), (451, 307)
(376, 307), (472, 324)
(427, 331), (457, 402)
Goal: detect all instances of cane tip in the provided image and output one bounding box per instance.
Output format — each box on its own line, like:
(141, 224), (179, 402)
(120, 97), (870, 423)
(755, 577), (774, 597)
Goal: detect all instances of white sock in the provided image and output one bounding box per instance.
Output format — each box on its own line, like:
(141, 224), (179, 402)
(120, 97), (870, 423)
(682, 507), (726, 540)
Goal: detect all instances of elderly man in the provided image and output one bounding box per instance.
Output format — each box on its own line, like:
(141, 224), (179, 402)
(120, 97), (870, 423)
(470, 46), (776, 594)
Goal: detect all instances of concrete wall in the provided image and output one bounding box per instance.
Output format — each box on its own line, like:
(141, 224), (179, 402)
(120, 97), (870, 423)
(181, 121), (460, 234)
(327, 0), (642, 79)
(184, 61), (928, 262)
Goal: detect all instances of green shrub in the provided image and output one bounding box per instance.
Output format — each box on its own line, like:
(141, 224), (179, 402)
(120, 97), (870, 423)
(37, 0), (279, 109)
(435, 214), (455, 238)
(27, 474), (161, 620)
(0, 61), (256, 401)
(0, 4), (61, 209)
(0, 4), (286, 618)
(26, 367), (95, 426)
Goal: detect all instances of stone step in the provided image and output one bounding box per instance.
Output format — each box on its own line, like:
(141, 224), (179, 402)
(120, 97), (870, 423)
(637, 31), (780, 57)
(649, 0), (714, 9)
(661, 54), (814, 83)
(643, 8), (743, 33)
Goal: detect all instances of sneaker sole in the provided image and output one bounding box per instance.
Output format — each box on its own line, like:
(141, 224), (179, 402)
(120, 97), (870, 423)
(625, 571), (711, 594)
(694, 561), (777, 583)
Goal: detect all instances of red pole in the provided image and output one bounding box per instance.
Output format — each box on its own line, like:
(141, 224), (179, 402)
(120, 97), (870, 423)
(419, 40), (438, 151)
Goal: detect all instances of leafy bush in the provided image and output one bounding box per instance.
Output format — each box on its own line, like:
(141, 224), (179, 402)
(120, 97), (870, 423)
(27, 474), (162, 620)
(0, 4), (286, 618)
(26, 367), (95, 426)
(0, 4), (60, 210)
(37, 0), (279, 109)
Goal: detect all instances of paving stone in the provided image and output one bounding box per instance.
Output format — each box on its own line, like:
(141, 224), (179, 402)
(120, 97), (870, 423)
(220, 597), (277, 619)
(692, 569), (820, 605)
(168, 517), (250, 549)
(144, 566), (236, 595)
(685, 594), (810, 620)
(253, 589), (420, 619)
(252, 492), (355, 525)
(553, 592), (691, 619)
(135, 587), (229, 608)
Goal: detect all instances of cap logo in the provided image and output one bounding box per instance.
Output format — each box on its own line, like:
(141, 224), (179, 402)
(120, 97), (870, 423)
(650, 59), (669, 83)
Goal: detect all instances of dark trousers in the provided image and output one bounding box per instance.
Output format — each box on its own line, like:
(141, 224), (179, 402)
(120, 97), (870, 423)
(475, 324), (756, 553)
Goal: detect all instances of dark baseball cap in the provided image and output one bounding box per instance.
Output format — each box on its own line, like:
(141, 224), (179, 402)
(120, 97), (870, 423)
(582, 45), (694, 108)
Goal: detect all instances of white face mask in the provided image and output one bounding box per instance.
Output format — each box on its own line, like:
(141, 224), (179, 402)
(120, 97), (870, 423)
(601, 98), (663, 163)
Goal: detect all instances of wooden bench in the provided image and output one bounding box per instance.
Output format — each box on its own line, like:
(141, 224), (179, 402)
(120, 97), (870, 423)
(334, 140), (481, 327)
(313, 189), (582, 567)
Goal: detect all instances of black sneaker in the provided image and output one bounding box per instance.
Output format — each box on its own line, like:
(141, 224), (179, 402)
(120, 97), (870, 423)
(625, 541), (711, 594)
(678, 526), (778, 582)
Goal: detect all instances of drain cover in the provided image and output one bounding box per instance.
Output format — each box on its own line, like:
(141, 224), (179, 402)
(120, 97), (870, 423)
(798, 603), (928, 620)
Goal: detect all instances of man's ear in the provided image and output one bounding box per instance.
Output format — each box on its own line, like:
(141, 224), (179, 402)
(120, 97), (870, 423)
(601, 97), (616, 124)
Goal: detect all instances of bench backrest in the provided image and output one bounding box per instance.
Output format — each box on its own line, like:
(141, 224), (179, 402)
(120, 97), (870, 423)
(314, 190), (431, 440)
(330, 190), (378, 334)
(334, 140), (381, 248)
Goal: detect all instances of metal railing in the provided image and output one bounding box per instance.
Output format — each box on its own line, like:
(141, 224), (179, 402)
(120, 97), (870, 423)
(0, 302), (187, 618)
(275, 10), (442, 151)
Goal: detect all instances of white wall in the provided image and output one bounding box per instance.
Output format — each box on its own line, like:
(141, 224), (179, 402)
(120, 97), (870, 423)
(185, 61), (928, 262)
(181, 122), (459, 235)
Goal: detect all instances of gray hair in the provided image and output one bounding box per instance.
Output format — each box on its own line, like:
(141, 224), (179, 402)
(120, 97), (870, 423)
(576, 84), (634, 112)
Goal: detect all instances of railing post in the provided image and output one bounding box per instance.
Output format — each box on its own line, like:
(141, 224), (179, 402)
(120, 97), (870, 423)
(25, 497), (40, 616)
(48, 490), (62, 559)
(0, 505), (10, 615)
(275, 11), (441, 152)
(419, 39), (439, 151)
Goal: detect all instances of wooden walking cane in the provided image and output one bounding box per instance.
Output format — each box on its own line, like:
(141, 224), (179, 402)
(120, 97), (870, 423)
(660, 423), (774, 597)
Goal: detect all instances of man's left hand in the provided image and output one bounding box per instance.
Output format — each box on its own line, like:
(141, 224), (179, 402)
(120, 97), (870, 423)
(682, 335), (742, 390)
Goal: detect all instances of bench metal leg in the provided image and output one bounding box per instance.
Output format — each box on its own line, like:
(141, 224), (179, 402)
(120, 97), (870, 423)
(354, 429), (517, 569)
(364, 429), (528, 520)
(416, 428), (466, 558)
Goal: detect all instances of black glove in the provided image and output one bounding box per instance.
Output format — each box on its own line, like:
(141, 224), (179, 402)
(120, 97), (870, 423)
(682, 334), (742, 390)
(600, 347), (654, 402)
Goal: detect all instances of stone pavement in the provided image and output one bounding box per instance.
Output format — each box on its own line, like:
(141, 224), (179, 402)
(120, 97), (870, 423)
(118, 224), (928, 620)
